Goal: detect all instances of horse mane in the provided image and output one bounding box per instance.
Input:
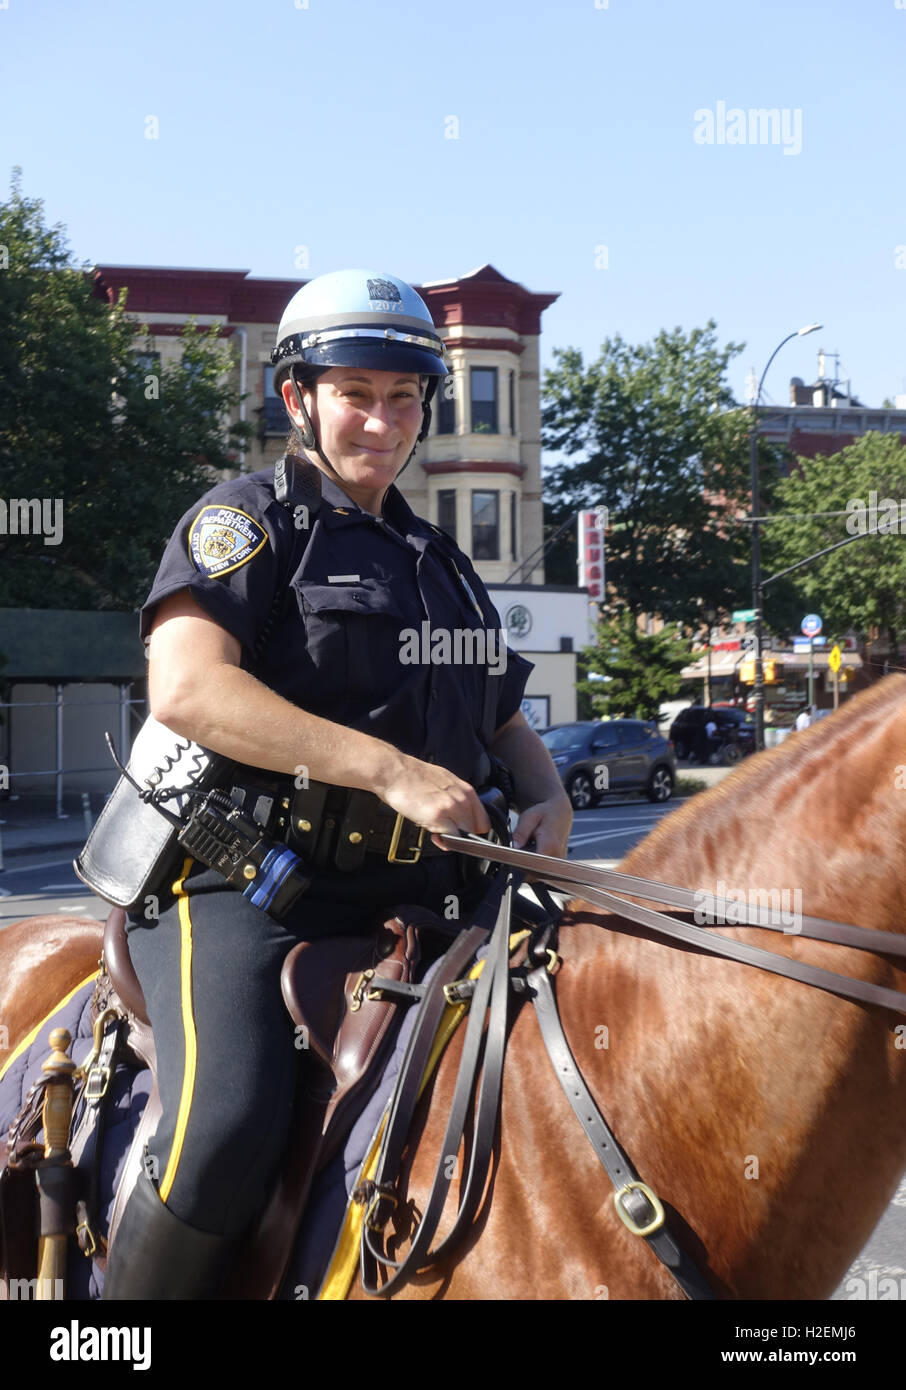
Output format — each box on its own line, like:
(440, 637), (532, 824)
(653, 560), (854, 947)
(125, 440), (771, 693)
(622, 676), (906, 881)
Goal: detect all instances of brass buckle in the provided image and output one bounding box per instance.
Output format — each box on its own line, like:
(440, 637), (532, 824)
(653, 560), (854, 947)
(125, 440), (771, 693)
(349, 969), (375, 1013)
(76, 1219), (97, 1257)
(613, 1181), (666, 1238)
(387, 814), (425, 865)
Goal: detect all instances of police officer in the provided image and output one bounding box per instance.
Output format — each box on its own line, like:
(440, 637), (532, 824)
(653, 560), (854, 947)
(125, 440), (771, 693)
(102, 269), (572, 1299)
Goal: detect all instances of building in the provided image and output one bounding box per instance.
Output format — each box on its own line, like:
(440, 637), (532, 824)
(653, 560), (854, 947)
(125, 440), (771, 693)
(2, 264), (592, 808)
(90, 262), (559, 587)
(756, 348), (906, 460)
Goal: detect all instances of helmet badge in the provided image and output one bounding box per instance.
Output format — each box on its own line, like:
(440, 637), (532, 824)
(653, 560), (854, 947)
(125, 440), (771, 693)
(366, 277), (404, 312)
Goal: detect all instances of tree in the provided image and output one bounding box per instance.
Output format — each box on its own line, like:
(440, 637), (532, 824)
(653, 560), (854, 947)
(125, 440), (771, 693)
(0, 169), (251, 610)
(577, 611), (693, 722)
(541, 323), (787, 626)
(763, 431), (906, 652)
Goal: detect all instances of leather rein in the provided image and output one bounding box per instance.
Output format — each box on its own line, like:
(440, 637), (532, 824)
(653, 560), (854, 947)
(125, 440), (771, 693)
(356, 832), (906, 1301)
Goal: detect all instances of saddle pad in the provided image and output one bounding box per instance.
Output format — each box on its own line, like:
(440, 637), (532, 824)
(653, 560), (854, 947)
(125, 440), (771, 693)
(0, 979), (153, 1301)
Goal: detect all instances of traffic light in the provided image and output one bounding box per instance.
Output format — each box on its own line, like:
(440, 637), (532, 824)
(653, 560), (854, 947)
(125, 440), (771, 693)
(763, 659), (778, 683)
(739, 659), (755, 684)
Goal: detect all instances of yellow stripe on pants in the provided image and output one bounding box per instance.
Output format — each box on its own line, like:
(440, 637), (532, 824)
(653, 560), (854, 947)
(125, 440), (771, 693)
(159, 856), (199, 1203)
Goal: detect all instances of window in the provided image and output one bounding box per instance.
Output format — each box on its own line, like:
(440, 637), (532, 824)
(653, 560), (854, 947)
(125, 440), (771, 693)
(437, 490), (457, 542)
(510, 492), (518, 562)
(261, 364), (287, 436)
(436, 375), (456, 434)
(472, 491), (499, 560)
(470, 367), (498, 434)
(509, 369), (516, 435)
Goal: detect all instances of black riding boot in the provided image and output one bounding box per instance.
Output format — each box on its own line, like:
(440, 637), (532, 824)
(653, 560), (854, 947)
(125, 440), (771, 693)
(101, 1170), (234, 1300)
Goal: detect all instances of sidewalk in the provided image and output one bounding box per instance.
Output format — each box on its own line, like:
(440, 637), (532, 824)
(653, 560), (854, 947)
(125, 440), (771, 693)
(0, 793), (97, 862)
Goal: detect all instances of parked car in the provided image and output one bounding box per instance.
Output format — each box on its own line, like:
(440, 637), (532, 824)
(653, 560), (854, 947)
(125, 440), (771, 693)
(668, 705), (756, 763)
(540, 719), (677, 809)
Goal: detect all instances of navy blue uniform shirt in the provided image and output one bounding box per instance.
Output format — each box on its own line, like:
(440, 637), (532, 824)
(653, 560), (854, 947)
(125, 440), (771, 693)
(139, 465), (534, 786)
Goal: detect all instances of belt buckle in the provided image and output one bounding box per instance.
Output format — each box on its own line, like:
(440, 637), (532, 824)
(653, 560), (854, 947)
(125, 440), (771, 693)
(387, 813), (425, 865)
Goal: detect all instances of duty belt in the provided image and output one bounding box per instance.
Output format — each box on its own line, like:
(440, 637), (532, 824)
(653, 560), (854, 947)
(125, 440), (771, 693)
(224, 772), (448, 873)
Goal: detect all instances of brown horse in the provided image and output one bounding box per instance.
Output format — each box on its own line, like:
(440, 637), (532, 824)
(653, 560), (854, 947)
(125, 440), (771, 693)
(2, 678), (905, 1300)
(348, 676), (906, 1299)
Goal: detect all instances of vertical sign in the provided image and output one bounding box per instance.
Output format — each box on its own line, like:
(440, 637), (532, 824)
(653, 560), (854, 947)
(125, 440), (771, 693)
(578, 507), (608, 601)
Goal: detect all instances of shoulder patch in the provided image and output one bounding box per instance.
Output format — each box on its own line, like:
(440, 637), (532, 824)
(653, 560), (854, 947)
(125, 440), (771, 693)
(187, 504), (269, 578)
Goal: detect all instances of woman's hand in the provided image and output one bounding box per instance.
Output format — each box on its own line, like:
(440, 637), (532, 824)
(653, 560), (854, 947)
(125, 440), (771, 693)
(376, 754), (492, 840)
(511, 795), (573, 859)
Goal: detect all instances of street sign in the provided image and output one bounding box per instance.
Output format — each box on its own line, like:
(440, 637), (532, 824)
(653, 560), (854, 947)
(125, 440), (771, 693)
(732, 609), (756, 623)
(801, 613), (822, 637)
(828, 644), (842, 673)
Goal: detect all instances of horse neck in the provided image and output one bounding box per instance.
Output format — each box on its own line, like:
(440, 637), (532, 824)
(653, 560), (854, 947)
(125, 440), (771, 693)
(557, 680), (906, 1297)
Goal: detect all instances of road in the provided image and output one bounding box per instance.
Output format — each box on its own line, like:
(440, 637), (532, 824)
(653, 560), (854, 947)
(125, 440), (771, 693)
(1, 794), (903, 1301)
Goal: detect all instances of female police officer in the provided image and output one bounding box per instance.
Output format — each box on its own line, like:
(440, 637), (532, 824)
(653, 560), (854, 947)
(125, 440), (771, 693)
(102, 269), (572, 1299)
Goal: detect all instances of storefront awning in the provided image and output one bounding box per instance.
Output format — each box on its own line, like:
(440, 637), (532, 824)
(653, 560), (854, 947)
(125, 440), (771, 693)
(680, 650), (745, 679)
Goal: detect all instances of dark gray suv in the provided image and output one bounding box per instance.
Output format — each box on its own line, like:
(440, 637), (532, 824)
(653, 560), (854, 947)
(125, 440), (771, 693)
(540, 720), (677, 809)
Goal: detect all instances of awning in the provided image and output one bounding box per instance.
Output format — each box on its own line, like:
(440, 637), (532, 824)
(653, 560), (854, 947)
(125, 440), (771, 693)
(680, 650), (745, 679)
(778, 651), (862, 673)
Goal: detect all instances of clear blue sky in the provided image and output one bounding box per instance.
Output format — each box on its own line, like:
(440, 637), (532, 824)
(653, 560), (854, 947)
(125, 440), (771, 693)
(2, 0), (904, 413)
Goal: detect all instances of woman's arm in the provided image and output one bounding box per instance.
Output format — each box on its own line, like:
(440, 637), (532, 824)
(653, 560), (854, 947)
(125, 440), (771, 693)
(147, 590), (490, 837)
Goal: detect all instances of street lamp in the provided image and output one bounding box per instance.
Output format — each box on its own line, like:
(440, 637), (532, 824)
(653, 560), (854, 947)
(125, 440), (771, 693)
(750, 323), (822, 750)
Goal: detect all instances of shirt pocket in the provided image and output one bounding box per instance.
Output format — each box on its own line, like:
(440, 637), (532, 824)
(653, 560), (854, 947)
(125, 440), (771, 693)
(296, 579), (412, 706)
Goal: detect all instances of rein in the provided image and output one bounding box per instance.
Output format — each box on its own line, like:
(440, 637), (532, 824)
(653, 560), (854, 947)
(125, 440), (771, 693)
(436, 835), (906, 1017)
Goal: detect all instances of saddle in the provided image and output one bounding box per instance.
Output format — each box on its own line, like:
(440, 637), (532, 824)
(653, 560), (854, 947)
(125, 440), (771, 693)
(2, 901), (440, 1301)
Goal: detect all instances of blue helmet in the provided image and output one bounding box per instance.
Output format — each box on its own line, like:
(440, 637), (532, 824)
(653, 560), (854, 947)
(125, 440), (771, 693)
(272, 269), (450, 406)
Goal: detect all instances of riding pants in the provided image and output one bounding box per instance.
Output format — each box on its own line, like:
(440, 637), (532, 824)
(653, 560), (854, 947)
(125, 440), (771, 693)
(125, 849), (480, 1238)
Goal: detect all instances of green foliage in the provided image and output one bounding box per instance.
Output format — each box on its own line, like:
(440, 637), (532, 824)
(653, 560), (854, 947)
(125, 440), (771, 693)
(578, 611), (694, 722)
(542, 322), (784, 626)
(764, 432), (906, 648)
(0, 169), (251, 610)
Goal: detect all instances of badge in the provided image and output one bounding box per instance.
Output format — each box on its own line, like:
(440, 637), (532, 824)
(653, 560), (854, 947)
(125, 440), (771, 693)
(187, 505), (268, 578)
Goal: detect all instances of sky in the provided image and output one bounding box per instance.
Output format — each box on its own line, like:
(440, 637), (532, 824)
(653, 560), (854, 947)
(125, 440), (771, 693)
(1, 0), (904, 415)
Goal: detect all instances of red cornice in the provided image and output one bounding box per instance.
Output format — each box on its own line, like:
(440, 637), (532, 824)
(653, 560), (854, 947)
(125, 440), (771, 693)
(90, 262), (560, 338)
(442, 336), (524, 356)
(422, 460), (526, 478)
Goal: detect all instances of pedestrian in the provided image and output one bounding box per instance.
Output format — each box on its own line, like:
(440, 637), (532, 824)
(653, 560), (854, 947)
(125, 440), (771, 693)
(101, 269), (573, 1299)
(795, 708), (811, 732)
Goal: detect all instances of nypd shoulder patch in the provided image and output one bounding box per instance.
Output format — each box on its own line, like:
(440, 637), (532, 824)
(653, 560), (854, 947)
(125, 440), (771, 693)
(187, 504), (268, 578)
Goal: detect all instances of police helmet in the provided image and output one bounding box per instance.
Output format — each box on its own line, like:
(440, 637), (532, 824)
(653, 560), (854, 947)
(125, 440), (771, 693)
(272, 270), (450, 438)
